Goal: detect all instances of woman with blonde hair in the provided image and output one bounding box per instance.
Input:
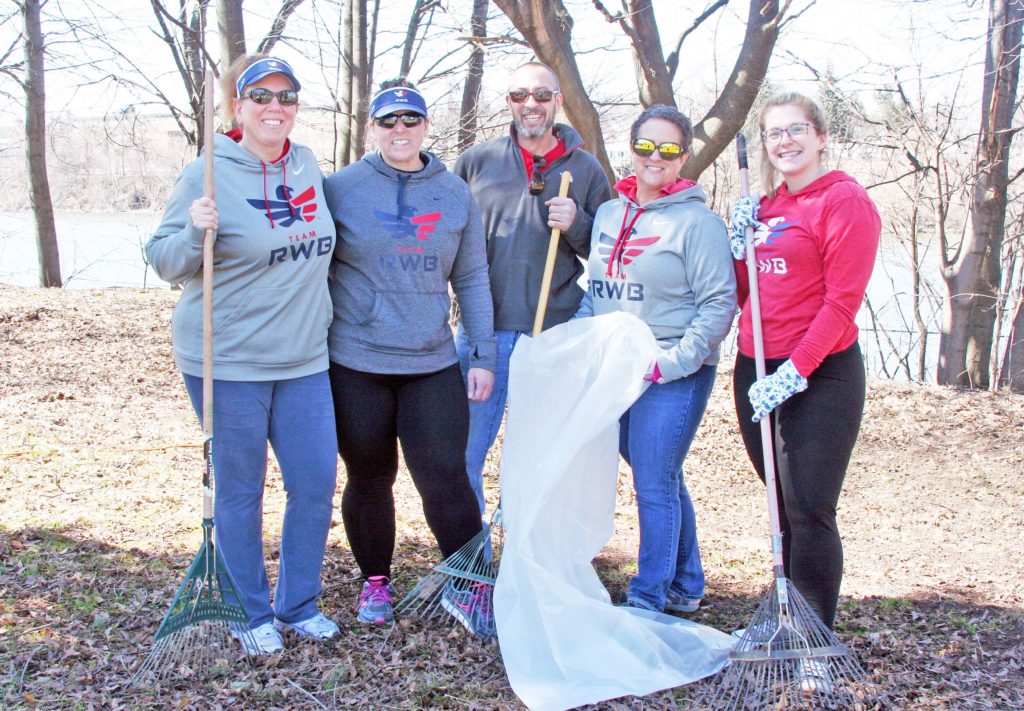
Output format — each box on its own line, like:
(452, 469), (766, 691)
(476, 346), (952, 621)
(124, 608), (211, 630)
(729, 92), (881, 669)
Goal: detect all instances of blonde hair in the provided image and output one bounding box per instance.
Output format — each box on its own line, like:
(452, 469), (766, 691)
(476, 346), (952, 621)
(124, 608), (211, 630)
(758, 92), (829, 199)
(220, 54), (268, 124)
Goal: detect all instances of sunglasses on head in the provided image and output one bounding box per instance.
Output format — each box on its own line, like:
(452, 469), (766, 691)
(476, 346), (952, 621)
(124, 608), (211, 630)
(761, 122), (813, 143)
(508, 89), (558, 104)
(632, 138), (683, 160)
(242, 87), (299, 106)
(528, 156), (547, 196)
(374, 113), (425, 129)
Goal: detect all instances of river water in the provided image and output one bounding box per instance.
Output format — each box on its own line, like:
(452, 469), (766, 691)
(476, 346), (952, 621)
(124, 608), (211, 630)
(1, 211), (943, 380)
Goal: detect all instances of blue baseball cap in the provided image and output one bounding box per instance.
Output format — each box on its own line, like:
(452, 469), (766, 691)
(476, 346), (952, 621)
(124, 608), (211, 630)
(236, 57), (301, 97)
(370, 87), (428, 118)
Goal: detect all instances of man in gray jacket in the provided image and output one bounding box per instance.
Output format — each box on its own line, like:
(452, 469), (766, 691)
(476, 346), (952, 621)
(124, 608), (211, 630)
(454, 61), (612, 513)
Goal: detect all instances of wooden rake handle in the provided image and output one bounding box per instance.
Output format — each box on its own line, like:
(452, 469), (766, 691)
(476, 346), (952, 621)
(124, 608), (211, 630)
(532, 170), (573, 337)
(202, 69), (216, 518)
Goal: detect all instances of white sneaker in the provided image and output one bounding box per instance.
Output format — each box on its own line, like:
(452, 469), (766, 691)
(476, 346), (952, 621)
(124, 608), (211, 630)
(274, 612), (340, 640)
(233, 622), (284, 656)
(797, 657), (834, 694)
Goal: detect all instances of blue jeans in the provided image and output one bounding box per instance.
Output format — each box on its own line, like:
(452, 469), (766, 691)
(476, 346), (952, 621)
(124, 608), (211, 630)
(455, 326), (522, 514)
(619, 364), (717, 611)
(182, 371), (337, 628)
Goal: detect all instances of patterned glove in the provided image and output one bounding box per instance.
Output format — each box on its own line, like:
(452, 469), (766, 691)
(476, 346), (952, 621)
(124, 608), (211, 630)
(748, 359), (808, 423)
(729, 196), (762, 261)
(643, 361), (666, 385)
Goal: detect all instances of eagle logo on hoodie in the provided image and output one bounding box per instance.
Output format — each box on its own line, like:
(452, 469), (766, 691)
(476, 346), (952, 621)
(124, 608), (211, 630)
(247, 185), (318, 227)
(598, 230), (661, 279)
(374, 207), (442, 241)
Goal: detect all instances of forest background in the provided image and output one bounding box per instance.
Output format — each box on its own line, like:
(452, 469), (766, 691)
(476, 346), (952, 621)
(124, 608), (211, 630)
(2, 0), (1022, 391)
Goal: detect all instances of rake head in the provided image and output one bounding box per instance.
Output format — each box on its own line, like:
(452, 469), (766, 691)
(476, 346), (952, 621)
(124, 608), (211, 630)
(394, 509), (503, 637)
(131, 523), (255, 685)
(697, 577), (886, 710)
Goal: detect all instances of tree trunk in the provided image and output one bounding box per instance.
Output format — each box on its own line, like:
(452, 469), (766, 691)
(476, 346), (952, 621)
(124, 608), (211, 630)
(682, 0), (782, 179)
(937, 0), (1023, 388)
(626, 0), (675, 107)
(336, 0), (355, 167)
(22, 0), (61, 287)
(493, 0), (615, 185)
(400, 0), (426, 78)
(351, 0), (369, 163)
(217, 0), (245, 70)
(457, 0), (488, 153)
(1000, 287), (1024, 391)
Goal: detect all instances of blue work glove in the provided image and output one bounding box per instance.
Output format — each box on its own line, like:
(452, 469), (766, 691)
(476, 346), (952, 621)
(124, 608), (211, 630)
(729, 196), (762, 260)
(748, 359), (808, 422)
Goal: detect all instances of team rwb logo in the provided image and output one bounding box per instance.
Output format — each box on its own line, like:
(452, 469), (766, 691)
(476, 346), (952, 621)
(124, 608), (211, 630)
(247, 185), (318, 226)
(598, 230), (661, 278)
(393, 89), (408, 98)
(753, 216), (793, 248)
(374, 207), (442, 241)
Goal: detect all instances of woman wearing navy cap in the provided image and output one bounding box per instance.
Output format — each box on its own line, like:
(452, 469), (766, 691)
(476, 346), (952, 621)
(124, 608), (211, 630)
(147, 54), (339, 655)
(324, 79), (497, 637)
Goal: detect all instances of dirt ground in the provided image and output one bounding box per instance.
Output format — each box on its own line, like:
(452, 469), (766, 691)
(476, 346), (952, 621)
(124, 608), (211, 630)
(1, 284), (1022, 710)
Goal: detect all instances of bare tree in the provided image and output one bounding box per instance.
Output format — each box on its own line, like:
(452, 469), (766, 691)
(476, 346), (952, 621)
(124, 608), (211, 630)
(494, 0), (785, 182)
(457, 0), (488, 153)
(19, 0), (61, 287)
(937, 0), (1024, 388)
(256, 0), (308, 55)
(216, 0), (245, 69)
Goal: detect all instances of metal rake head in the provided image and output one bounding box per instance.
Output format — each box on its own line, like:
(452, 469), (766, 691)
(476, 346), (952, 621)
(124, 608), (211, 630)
(394, 512), (503, 626)
(131, 524), (254, 685)
(696, 578), (886, 710)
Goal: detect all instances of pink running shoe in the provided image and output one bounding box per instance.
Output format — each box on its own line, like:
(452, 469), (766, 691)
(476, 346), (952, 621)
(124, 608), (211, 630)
(357, 575), (395, 624)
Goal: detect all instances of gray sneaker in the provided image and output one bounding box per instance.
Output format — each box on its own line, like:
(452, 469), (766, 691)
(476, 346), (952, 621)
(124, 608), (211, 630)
(797, 657), (834, 694)
(357, 576), (395, 625)
(441, 581), (496, 639)
(665, 593), (702, 613)
(232, 622), (284, 656)
(274, 612), (340, 640)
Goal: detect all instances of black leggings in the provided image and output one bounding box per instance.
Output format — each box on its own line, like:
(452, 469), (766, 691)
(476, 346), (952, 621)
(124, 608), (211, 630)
(733, 343), (866, 628)
(329, 362), (483, 578)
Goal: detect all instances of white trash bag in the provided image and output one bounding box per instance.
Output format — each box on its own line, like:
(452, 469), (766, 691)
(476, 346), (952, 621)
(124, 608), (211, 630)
(494, 311), (733, 711)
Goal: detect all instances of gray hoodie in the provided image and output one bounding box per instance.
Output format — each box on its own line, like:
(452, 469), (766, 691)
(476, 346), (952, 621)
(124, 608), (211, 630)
(324, 152), (495, 374)
(147, 133), (335, 381)
(577, 179), (737, 382)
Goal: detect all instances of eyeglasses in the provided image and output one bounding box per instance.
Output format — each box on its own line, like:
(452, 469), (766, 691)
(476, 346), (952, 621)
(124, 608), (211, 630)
(374, 113), (425, 129)
(242, 88), (299, 106)
(528, 156), (547, 196)
(762, 122), (814, 143)
(631, 138), (683, 160)
(508, 89), (559, 104)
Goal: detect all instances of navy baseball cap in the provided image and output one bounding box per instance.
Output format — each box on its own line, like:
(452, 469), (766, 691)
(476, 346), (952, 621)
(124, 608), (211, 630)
(370, 87), (428, 118)
(236, 57), (301, 96)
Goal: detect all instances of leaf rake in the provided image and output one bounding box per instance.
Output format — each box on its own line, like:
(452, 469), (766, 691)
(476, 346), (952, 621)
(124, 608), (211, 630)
(132, 70), (257, 685)
(695, 134), (885, 710)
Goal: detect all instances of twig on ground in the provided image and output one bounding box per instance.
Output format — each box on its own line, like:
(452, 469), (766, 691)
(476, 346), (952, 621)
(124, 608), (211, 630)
(286, 678), (329, 710)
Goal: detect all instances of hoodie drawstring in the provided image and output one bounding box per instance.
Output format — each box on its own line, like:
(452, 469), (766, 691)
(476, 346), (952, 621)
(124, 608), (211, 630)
(397, 173), (410, 218)
(605, 204), (644, 279)
(259, 157), (297, 229)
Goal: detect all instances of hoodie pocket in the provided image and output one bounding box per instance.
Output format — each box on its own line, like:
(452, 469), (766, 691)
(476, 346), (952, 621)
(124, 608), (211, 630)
(356, 289), (451, 354)
(216, 280), (330, 367)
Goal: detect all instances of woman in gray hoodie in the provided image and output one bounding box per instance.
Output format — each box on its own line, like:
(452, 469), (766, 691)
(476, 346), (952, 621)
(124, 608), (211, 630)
(147, 56), (340, 655)
(324, 81), (497, 637)
(576, 104), (737, 615)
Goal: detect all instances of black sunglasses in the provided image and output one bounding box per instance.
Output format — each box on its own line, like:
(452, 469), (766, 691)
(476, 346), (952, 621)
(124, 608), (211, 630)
(528, 156), (547, 196)
(242, 87), (299, 106)
(374, 113), (425, 129)
(509, 89), (558, 104)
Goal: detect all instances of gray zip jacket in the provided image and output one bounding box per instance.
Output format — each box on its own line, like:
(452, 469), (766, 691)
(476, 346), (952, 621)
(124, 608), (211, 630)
(577, 180), (737, 382)
(147, 134), (335, 381)
(324, 151), (495, 374)
(454, 124), (611, 331)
